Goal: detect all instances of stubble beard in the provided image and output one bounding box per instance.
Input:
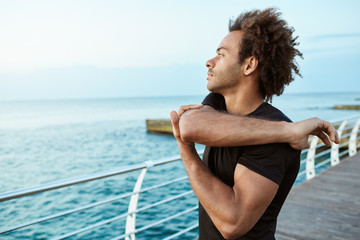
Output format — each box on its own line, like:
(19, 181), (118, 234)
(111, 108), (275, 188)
(207, 63), (242, 94)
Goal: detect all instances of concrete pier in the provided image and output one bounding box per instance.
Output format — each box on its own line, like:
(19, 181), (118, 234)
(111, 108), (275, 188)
(334, 105), (360, 110)
(146, 119), (173, 134)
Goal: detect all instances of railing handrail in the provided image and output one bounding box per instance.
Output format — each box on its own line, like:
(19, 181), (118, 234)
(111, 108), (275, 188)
(328, 113), (360, 124)
(0, 152), (203, 202)
(0, 176), (190, 235)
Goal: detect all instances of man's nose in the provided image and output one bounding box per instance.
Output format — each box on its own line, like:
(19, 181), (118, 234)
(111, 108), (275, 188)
(206, 58), (215, 69)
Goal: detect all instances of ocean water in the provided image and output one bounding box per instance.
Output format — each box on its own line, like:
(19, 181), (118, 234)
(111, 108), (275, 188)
(0, 92), (360, 239)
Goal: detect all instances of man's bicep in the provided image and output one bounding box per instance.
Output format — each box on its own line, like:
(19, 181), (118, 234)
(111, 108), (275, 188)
(232, 164), (279, 231)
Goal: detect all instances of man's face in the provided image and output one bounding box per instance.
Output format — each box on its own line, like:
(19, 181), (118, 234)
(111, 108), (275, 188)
(206, 30), (244, 94)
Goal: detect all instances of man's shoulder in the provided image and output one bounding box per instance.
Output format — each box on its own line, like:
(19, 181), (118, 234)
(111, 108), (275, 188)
(245, 102), (300, 155)
(249, 102), (293, 123)
(202, 93), (226, 111)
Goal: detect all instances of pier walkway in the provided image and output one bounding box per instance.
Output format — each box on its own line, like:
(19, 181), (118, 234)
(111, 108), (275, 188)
(276, 152), (360, 240)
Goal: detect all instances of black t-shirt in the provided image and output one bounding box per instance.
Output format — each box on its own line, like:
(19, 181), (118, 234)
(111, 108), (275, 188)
(199, 93), (300, 240)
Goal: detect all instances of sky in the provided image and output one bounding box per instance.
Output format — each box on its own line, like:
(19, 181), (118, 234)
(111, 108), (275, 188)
(0, 0), (360, 101)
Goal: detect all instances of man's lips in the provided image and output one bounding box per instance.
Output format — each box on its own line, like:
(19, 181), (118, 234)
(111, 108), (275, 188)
(207, 71), (214, 79)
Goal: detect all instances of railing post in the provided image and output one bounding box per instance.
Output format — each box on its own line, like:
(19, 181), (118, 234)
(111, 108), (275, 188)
(306, 136), (319, 180)
(331, 120), (347, 166)
(349, 118), (360, 157)
(125, 161), (153, 240)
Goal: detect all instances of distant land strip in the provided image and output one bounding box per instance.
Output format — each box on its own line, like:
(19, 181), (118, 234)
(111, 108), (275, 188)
(334, 105), (360, 110)
(146, 119), (173, 135)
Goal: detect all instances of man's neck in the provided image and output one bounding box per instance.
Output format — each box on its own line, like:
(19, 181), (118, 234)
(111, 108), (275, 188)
(223, 86), (264, 116)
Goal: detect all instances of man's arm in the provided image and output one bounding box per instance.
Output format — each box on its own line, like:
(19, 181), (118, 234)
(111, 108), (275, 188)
(170, 111), (278, 239)
(178, 105), (339, 150)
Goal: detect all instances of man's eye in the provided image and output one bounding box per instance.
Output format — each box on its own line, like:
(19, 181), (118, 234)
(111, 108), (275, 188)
(218, 54), (223, 57)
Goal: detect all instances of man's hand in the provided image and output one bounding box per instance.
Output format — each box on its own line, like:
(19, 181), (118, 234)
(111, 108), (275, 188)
(170, 104), (203, 139)
(170, 104), (204, 148)
(170, 110), (195, 148)
(176, 104), (203, 117)
(290, 117), (340, 150)
(170, 110), (183, 141)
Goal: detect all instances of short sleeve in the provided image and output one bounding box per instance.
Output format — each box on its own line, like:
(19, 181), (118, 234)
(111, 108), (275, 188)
(238, 143), (298, 185)
(202, 93), (226, 111)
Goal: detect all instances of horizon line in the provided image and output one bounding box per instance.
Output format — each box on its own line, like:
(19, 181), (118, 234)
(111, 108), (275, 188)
(1, 91), (359, 103)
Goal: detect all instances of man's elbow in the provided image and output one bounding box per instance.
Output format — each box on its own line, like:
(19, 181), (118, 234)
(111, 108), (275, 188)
(218, 204), (263, 239)
(217, 214), (253, 240)
(179, 112), (201, 142)
(218, 223), (248, 240)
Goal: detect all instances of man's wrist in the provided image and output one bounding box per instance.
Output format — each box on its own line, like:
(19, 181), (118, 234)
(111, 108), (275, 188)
(176, 138), (195, 150)
(178, 142), (196, 152)
(280, 121), (295, 143)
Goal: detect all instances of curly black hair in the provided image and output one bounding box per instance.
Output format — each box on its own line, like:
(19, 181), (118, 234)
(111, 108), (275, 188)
(229, 8), (303, 102)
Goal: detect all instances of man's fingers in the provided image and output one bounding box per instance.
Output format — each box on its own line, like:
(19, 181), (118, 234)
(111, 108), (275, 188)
(177, 104), (203, 116)
(170, 111), (180, 138)
(316, 131), (331, 147)
(321, 121), (340, 144)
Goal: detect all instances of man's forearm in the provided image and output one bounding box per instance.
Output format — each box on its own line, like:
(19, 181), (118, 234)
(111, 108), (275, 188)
(179, 106), (293, 147)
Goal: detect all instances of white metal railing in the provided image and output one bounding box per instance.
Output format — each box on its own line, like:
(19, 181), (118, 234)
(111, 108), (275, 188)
(302, 114), (360, 180)
(0, 153), (202, 239)
(1, 114), (360, 239)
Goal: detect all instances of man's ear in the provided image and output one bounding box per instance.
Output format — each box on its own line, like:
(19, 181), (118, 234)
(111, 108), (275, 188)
(244, 56), (258, 76)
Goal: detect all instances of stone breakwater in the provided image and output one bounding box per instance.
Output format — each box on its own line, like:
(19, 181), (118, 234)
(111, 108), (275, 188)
(334, 105), (360, 110)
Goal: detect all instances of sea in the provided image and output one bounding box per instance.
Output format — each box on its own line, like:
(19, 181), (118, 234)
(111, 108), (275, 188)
(1, 92), (360, 239)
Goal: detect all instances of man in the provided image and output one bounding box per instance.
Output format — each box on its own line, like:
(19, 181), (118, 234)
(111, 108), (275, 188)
(170, 8), (339, 240)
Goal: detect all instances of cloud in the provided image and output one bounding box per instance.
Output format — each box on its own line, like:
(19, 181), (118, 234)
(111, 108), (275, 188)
(301, 32), (360, 57)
